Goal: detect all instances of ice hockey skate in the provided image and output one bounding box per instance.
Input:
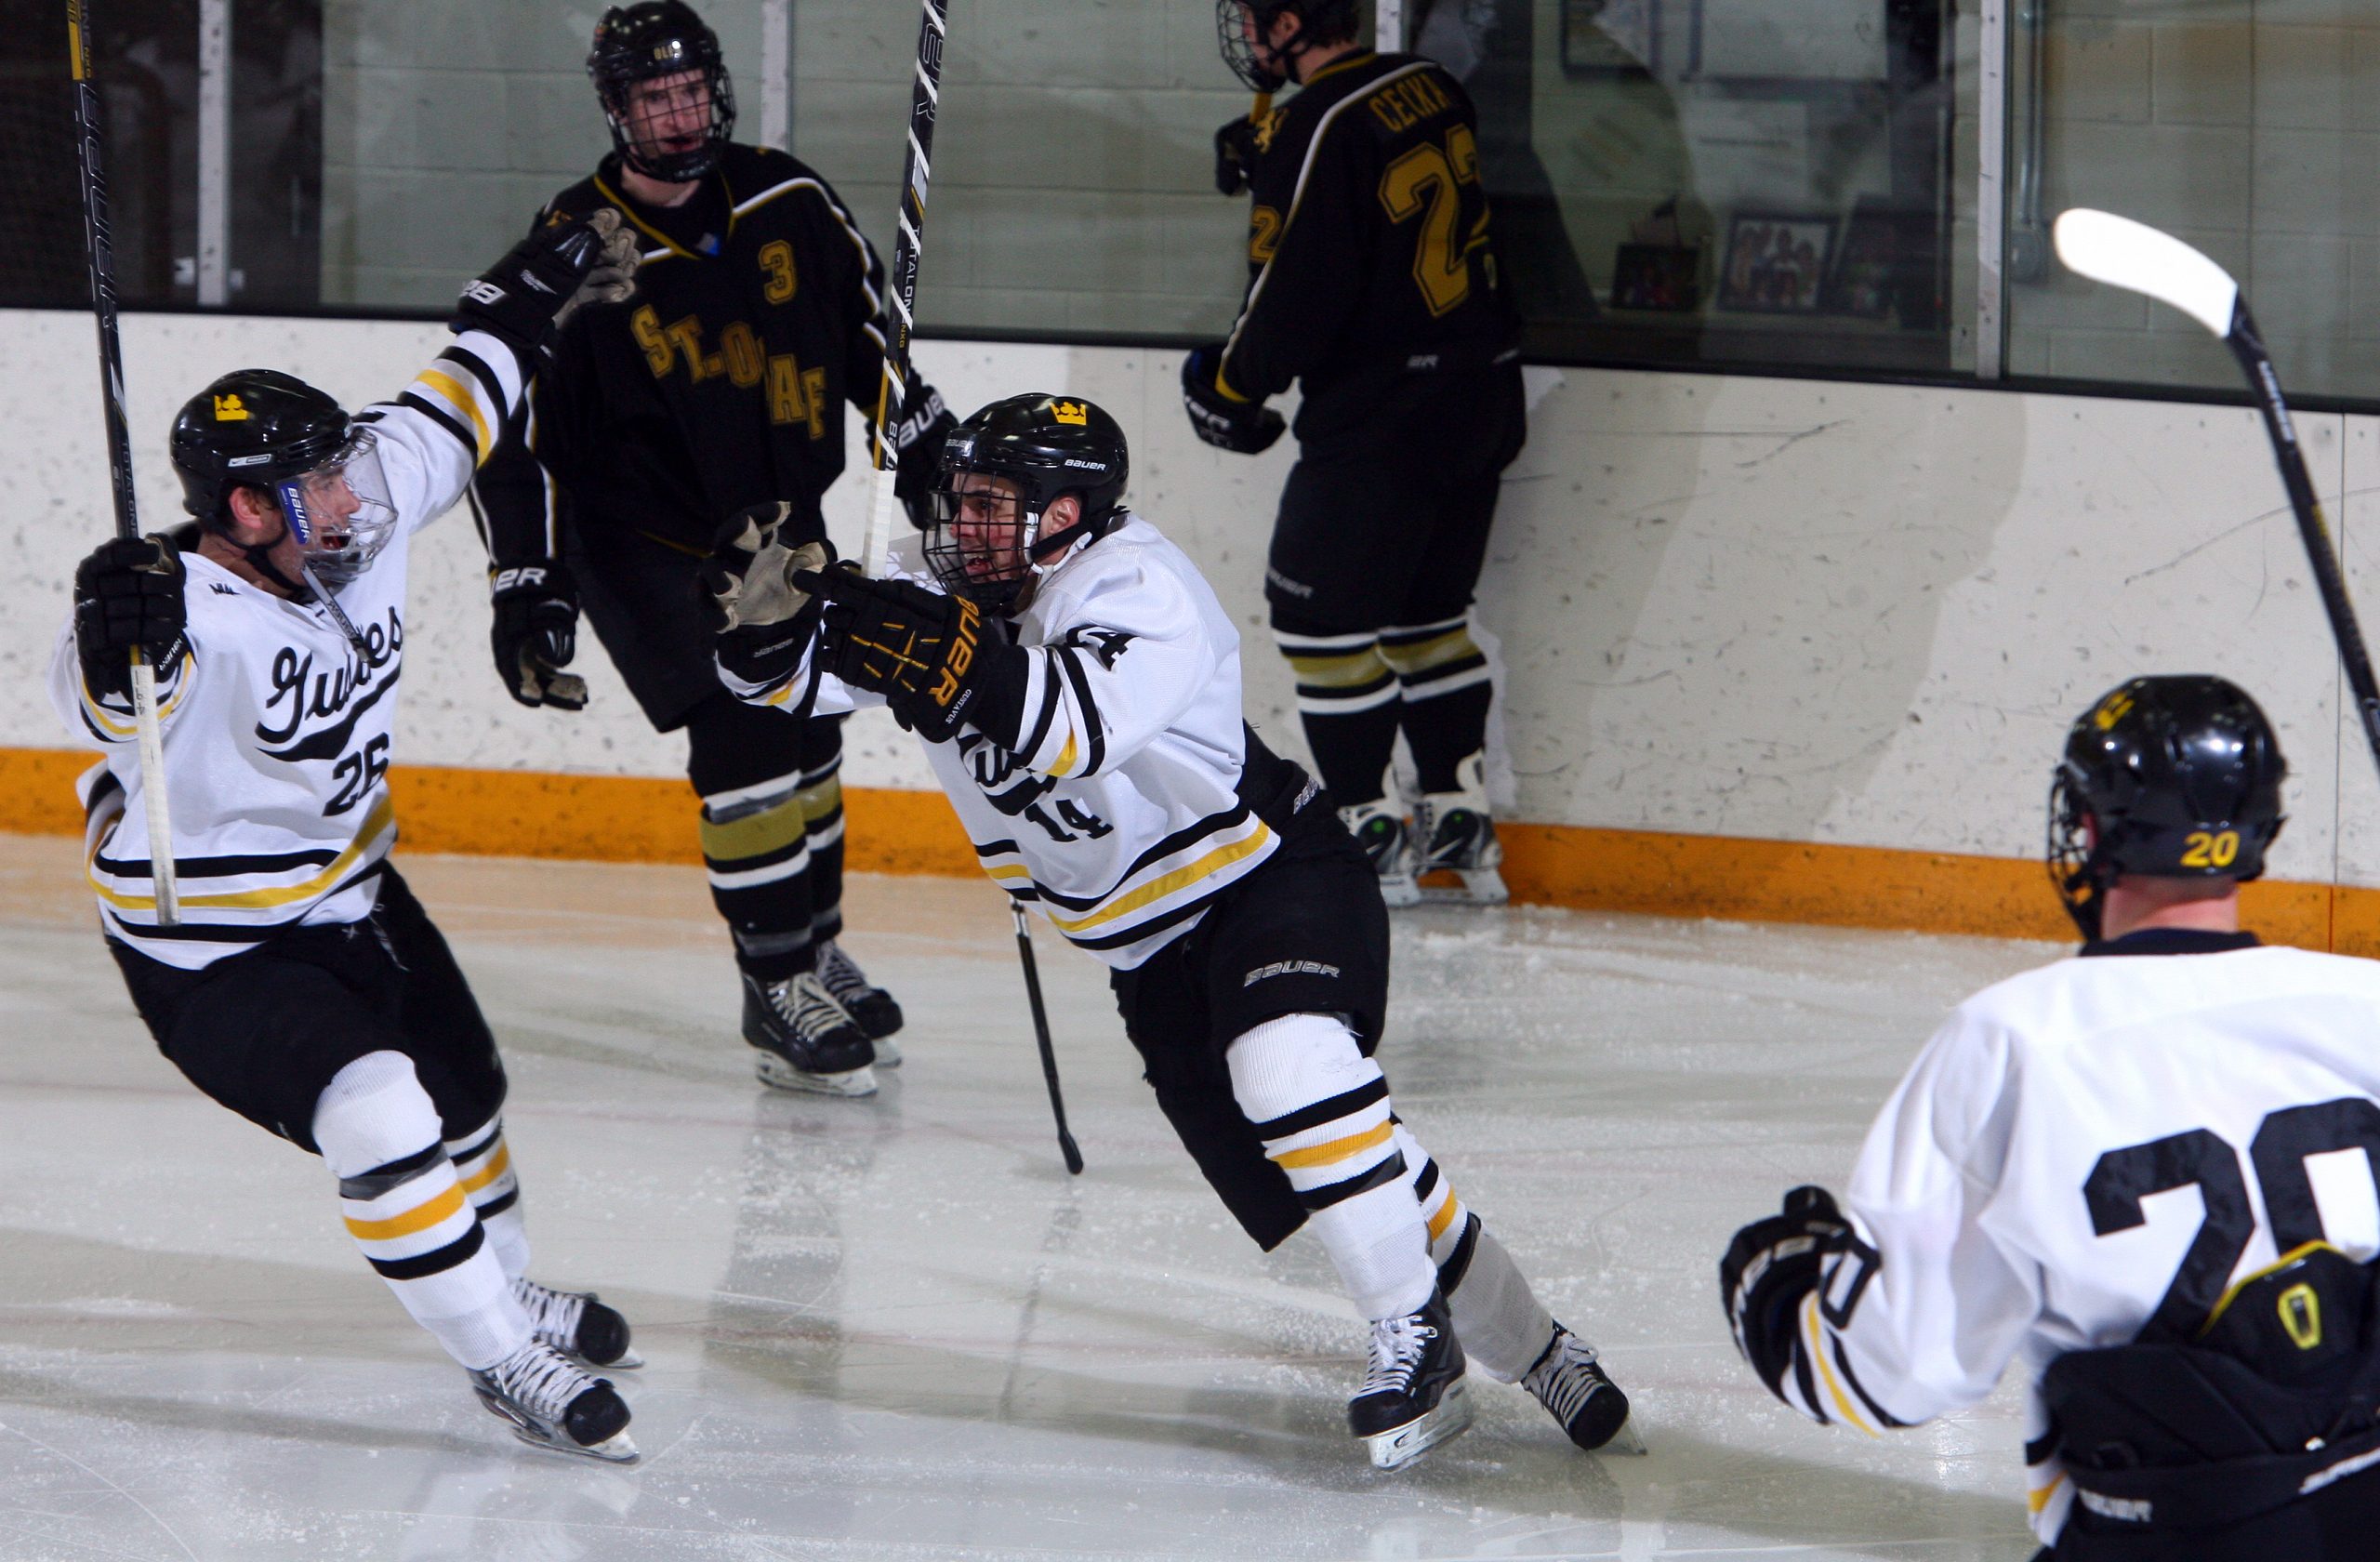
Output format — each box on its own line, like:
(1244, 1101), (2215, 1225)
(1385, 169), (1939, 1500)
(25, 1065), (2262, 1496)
(469, 1341), (637, 1463)
(1349, 1288), (1473, 1469)
(1522, 1325), (1644, 1453)
(1412, 755), (1507, 905)
(815, 939), (904, 1065)
(741, 971), (878, 1096)
(514, 1277), (642, 1370)
(1339, 801), (1421, 907)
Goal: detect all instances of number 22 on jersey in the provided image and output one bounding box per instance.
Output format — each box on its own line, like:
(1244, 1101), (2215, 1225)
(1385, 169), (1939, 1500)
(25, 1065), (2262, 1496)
(1379, 123), (1486, 318)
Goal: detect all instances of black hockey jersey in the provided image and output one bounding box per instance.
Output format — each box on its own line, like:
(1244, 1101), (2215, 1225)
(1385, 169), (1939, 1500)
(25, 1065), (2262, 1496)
(474, 143), (924, 564)
(1216, 51), (1520, 416)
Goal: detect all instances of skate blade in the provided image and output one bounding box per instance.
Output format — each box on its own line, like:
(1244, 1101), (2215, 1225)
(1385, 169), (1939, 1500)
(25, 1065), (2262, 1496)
(1417, 867), (1507, 906)
(754, 1055), (879, 1096)
(581, 1346), (644, 1370)
(1598, 1412), (1647, 1456)
(510, 1422), (641, 1464)
(870, 1035), (903, 1067)
(1378, 870), (1422, 908)
(1362, 1378), (1474, 1470)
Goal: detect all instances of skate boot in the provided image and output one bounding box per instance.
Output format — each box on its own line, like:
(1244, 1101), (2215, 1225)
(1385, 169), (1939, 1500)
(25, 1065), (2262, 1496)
(1339, 801), (1421, 907)
(742, 971), (878, 1097)
(1412, 754), (1507, 905)
(1349, 1287), (1473, 1469)
(1522, 1324), (1644, 1454)
(469, 1340), (637, 1463)
(815, 939), (904, 1065)
(514, 1277), (642, 1370)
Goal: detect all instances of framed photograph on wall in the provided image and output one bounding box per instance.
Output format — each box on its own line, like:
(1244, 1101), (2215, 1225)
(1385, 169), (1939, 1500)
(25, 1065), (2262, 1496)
(1819, 195), (1937, 323)
(1610, 243), (1701, 311)
(1716, 211), (1835, 313)
(1562, 0), (1659, 77)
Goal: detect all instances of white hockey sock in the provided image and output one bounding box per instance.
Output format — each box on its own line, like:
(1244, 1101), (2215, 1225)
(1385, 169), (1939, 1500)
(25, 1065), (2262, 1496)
(313, 1052), (532, 1371)
(1394, 1123), (1554, 1382)
(1228, 1013), (1435, 1321)
(444, 1113), (529, 1281)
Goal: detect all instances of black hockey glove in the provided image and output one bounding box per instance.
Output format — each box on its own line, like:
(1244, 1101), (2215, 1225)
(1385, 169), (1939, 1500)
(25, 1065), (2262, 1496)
(1181, 344), (1286, 456)
(489, 560), (587, 711)
(1719, 1185), (1853, 1397)
(453, 207), (640, 354)
(888, 386), (959, 531)
(73, 535), (187, 702)
(798, 569), (1026, 746)
(1213, 114), (1262, 196)
(702, 502), (831, 692)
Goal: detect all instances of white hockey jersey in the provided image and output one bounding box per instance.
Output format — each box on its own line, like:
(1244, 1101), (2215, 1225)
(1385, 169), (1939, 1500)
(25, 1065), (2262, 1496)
(1779, 931), (2380, 1542)
(727, 516), (1290, 969)
(47, 330), (527, 970)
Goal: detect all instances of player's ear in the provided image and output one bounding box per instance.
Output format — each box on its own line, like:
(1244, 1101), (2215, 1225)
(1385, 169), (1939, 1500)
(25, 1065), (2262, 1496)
(224, 483), (280, 543)
(1041, 493), (1084, 540)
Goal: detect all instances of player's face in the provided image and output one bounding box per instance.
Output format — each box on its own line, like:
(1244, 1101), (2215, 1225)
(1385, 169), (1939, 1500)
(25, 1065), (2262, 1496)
(948, 470), (1029, 582)
(621, 70), (712, 166)
(285, 464), (364, 555)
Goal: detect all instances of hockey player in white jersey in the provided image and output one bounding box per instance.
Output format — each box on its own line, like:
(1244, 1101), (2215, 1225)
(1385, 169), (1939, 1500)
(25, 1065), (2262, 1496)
(53, 212), (646, 1462)
(1720, 675), (2380, 1558)
(701, 391), (1635, 1468)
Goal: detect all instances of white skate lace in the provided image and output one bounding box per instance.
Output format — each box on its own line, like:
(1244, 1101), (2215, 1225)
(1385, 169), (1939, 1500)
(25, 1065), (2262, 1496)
(1359, 1312), (1435, 1396)
(1523, 1331), (1602, 1424)
(512, 1277), (587, 1352)
(491, 1342), (599, 1422)
(767, 973), (857, 1045)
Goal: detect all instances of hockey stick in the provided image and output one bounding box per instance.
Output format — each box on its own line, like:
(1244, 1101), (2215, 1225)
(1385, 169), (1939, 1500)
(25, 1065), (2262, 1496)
(69, 0), (179, 925)
(860, 0), (949, 577)
(1012, 904), (1084, 1175)
(2054, 208), (2380, 787)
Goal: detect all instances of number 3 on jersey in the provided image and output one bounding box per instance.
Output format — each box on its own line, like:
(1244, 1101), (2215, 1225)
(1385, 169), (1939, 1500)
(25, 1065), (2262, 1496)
(1379, 124), (1483, 317)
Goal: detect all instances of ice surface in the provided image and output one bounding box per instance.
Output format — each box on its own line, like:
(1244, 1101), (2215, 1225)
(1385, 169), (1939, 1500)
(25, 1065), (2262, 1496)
(0, 834), (2055, 1559)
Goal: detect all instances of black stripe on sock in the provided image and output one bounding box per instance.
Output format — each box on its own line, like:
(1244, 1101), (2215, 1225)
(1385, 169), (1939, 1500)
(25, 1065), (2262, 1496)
(473, 1186), (520, 1220)
(445, 1121), (503, 1167)
(1437, 1211), (1480, 1292)
(1300, 1150), (1408, 1212)
(1411, 1157), (1440, 1204)
(338, 1143), (447, 1202)
(364, 1220), (485, 1280)
(1250, 1076), (1389, 1140)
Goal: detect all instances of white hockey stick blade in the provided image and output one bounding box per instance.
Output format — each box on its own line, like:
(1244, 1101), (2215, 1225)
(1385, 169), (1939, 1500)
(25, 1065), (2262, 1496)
(2052, 208), (2239, 339)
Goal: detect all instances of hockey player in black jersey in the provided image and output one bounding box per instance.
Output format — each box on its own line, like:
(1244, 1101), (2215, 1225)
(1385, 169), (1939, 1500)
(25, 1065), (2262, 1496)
(470, 0), (958, 1097)
(1189, 0), (1527, 908)
(702, 393), (1635, 1469)
(54, 215), (643, 1461)
(1720, 677), (2380, 1558)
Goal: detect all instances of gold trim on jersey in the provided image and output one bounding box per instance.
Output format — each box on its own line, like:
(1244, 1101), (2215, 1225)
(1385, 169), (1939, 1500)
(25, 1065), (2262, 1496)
(1800, 1292), (1884, 1436)
(1040, 822), (1275, 935)
(78, 651), (195, 737)
(413, 367), (494, 464)
(87, 792), (396, 913)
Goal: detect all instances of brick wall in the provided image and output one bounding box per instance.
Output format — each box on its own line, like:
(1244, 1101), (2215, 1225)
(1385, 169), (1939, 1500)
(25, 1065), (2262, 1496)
(2005, 0), (2379, 397)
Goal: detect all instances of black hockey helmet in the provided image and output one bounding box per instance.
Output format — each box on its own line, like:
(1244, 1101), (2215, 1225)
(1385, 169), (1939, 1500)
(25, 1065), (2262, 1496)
(588, 1), (736, 183)
(924, 394), (1130, 613)
(2047, 675), (2288, 941)
(1216, 0), (1362, 91)
(168, 369), (399, 588)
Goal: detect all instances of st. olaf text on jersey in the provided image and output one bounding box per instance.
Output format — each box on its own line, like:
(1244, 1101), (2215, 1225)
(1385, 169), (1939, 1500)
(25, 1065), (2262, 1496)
(256, 607), (403, 761)
(628, 303), (829, 438)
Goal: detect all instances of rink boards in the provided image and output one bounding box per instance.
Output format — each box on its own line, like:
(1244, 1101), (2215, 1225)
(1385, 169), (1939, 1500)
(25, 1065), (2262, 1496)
(6, 308), (2379, 944)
